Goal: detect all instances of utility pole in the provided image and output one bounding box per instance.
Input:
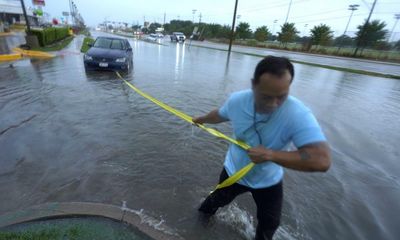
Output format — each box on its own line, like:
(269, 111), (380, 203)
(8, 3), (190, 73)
(353, 0), (377, 57)
(284, 0), (293, 24)
(337, 4), (359, 53)
(163, 12), (166, 26)
(388, 14), (400, 42)
(228, 0), (239, 54)
(69, 0), (73, 25)
(71, 1), (76, 26)
(20, 0), (31, 32)
(104, 17), (108, 32)
(198, 13), (202, 24)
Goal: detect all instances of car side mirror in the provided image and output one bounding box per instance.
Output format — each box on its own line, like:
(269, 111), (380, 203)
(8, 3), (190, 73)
(127, 47), (132, 51)
(88, 43), (93, 47)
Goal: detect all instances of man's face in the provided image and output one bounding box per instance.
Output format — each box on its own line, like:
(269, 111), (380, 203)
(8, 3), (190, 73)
(253, 70), (291, 114)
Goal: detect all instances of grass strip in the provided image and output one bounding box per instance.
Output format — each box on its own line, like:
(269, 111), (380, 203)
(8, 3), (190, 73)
(190, 44), (400, 80)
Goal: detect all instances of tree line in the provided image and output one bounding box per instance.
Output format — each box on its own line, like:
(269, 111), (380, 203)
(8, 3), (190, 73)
(141, 19), (400, 53)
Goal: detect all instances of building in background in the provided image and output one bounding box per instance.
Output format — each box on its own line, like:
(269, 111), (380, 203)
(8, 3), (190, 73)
(0, 0), (39, 28)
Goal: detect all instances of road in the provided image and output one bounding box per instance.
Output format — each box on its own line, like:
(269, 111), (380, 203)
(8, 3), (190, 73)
(0, 32), (399, 240)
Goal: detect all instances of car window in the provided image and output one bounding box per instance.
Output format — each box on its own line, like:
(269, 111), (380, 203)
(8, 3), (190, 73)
(93, 38), (112, 48)
(93, 38), (125, 50)
(110, 40), (124, 50)
(125, 41), (131, 48)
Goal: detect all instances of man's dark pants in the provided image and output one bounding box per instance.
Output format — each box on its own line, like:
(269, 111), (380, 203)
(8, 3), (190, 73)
(198, 168), (283, 240)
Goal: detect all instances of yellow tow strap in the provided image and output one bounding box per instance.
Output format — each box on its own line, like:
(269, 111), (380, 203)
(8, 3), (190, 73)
(116, 72), (255, 192)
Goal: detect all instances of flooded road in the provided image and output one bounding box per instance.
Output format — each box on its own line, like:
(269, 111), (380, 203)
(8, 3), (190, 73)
(0, 32), (399, 240)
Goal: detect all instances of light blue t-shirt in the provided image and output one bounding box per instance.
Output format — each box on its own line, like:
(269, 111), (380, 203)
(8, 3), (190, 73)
(219, 89), (326, 189)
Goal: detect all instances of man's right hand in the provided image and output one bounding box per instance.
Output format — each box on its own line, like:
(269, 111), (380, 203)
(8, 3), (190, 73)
(192, 117), (204, 125)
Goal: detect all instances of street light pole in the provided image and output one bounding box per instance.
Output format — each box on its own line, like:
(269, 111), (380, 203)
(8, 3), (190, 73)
(337, 4), (359, 53)
(353, 0), (377, 57)
(20, 0), (31, 32)
(192, 9), (197, 23)
(284, 0), (293, 24)
(228, 0), (239, 54)
(303, 24), (308, 36)
(272, 19), (277, 36)
(388, 14), (400, 42)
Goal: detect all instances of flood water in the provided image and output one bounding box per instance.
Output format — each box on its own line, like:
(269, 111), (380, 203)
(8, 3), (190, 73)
(0, 33), (399, 240)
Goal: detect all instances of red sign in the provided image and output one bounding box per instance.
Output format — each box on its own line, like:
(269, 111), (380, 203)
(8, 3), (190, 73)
(32, 0), (45, 6)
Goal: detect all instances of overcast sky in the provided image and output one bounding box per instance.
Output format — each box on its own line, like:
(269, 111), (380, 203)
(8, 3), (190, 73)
(27, 0), (400, 40)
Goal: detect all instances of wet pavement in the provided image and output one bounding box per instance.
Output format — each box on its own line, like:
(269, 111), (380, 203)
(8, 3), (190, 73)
(189, 40), (400, 76)
(0, 32), (400, 240)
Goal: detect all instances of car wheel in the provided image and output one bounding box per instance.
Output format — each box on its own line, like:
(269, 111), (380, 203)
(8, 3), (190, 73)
(125, 60), (132, 74)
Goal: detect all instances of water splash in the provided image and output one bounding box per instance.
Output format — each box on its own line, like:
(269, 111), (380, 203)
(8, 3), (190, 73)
(216, 202), (256, 240)
(121, 201), (180, 238)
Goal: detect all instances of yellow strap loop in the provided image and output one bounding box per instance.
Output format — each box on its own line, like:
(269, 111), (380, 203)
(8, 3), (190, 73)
(116, 72), (254, 192)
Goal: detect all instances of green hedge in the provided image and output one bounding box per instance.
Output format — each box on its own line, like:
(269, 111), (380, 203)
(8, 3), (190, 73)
(29, 27), (70, 47)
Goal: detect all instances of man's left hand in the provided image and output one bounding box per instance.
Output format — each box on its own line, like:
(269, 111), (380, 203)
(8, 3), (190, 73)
(248, 145), (274, 164)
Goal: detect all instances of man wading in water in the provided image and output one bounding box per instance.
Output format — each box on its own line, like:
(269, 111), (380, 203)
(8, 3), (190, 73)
(193, 56), (331, 240)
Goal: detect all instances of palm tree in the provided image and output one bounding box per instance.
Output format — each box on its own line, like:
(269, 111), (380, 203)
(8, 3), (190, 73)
(254, 26), (270, 42)
(236, 22), (252, 39)
(277, 23), (299, 47)
(310, 24), (333, 49)
(354, 19), (388, 55)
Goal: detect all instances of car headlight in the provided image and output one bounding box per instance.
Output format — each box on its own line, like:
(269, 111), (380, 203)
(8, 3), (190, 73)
(84, 54), (93, 61)
(116, 57), (126, 62)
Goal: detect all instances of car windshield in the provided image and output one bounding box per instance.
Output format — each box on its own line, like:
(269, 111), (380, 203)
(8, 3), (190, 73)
(94, 38), (125, 50)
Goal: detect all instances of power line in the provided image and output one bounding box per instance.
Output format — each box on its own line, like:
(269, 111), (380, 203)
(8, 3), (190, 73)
(203, 0), (310, 17)
(294, 13), (366, 24)
(289, 8), (348, 20)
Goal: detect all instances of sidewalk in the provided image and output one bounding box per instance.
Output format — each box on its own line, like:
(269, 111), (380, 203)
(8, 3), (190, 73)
(0, 31), (25, 54)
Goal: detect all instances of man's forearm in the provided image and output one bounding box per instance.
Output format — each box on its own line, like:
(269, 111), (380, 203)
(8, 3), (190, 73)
(270, 144), (331, 172)
(194, 109), (228, 124)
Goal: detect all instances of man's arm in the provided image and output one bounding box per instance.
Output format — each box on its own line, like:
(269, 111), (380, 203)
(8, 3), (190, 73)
(248, 142), (331, 172)
(192, 109), (228, 124)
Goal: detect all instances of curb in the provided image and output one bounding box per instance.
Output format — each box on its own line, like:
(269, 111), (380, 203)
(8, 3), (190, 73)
(0, 53), (22, 61)
(13, 48), (54, 58)
(0, 202), (183, 240)
(0, 32), (15, 37)
(0, 48), (55, 62)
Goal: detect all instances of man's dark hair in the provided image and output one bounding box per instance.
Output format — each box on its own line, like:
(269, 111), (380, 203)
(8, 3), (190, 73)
(252, 56), (294, 85)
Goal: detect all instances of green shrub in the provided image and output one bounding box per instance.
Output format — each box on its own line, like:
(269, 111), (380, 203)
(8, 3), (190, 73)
(247, 39), (257, 47)
(28, 27), (69, 47)
(81, 37), (95, 53)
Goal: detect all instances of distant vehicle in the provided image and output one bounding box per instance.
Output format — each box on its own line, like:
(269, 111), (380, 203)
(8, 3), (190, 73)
(39, 23), (52, 28)
(155, 33), (164, 39)
(83, 37), (133, 73)
(146, 34), (158, 41)
(170, 32), (186, 42)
